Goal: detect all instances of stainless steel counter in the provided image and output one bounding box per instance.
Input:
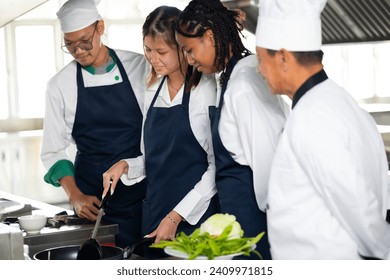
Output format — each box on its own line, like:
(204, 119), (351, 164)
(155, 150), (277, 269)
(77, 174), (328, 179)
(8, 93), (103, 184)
(24, 222), (118, 257)
(0, 190), (118, 259)
(0, 190), (71, 218)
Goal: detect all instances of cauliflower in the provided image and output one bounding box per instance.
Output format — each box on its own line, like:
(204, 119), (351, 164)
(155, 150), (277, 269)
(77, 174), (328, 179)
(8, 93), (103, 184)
(199, 213), (243, 239)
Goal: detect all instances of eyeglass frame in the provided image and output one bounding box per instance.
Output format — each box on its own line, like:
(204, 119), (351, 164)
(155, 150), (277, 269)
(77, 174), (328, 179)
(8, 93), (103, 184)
(61, 22), (99, 54)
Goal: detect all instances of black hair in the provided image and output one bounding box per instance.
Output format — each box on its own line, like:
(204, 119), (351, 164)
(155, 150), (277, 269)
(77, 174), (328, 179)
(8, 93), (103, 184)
(176, 0), (251, 88)
(142, 6), (184, 88)
(267, 49), (324, 66)
(293, 50), (324, 65)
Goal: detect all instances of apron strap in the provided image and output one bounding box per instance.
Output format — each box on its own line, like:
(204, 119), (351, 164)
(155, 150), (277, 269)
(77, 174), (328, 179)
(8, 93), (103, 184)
(107, 47), (130, 83)
(148, 76), (167, 111)
(76, 47), (129, 87)
(148, 65), (193, 112)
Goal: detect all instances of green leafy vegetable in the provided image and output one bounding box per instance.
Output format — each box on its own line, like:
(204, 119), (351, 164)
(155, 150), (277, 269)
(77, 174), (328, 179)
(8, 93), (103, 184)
(150, 224), (264, 260)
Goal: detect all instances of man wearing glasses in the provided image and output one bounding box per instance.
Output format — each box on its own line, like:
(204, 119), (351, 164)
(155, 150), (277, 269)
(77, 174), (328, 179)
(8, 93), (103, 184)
(41, 0), (148, 251)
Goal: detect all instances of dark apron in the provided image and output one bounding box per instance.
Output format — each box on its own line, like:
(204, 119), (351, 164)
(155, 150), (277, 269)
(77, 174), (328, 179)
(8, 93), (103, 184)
(72, 48), (146, 249)
(143, 73), (219, 236)
(209, 61), (271, 260)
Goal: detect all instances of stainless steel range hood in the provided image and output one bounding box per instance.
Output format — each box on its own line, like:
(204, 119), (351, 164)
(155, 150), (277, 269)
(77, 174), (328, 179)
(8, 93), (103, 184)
(0, 0), (49, 28)
(2, 0), (389, 44)
(222, 0), (390, 44)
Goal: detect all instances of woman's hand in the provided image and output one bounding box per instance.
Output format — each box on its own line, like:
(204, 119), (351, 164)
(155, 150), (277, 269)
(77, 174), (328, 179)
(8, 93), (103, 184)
(147, 211), (183, 244)
(102, 160), (129, 197)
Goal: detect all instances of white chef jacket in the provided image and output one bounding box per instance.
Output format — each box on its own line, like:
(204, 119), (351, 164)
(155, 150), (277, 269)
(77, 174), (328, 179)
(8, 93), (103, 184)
(268, 78), (390, 259)
(121, 74), (218, 225)
(41, 49), (149, 176)
(217, 55), (290, 211)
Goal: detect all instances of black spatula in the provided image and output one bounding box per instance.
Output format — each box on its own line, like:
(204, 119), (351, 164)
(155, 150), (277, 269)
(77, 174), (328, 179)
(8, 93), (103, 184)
(77, 182), (112, 260)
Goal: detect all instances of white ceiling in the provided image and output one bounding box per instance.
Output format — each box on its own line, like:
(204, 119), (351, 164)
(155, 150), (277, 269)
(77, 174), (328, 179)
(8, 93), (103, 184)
(0, 0), (49, 27)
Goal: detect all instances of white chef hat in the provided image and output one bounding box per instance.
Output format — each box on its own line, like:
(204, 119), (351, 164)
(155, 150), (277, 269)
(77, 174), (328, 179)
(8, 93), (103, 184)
(256, 0), (327, 51)
(57, 0), (103, 33)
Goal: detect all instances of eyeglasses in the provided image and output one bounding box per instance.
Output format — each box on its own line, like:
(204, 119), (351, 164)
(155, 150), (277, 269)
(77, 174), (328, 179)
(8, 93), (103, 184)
(61, 22), (98, 54)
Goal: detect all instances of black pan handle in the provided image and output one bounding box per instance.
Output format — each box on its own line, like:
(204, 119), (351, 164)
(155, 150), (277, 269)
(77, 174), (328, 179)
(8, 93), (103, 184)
(100, 180), (112, 210)
(123, 237), (156, 259)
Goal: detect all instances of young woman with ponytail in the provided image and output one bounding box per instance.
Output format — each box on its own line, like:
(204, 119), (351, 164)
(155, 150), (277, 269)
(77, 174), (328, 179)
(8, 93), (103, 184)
(175, 0), (290, 259)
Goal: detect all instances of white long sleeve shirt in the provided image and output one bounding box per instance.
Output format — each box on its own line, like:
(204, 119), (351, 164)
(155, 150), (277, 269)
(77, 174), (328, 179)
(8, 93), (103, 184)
(41, 50), (148, 173)
(121, 74), (218, 225)
(217, 55), (290, 211)
(268, 78), (390, 259)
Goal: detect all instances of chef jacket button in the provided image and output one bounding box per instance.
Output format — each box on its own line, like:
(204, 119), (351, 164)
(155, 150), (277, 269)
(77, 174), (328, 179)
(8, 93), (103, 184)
(88, 79), (93, 85)
(115, 75), (119, 81)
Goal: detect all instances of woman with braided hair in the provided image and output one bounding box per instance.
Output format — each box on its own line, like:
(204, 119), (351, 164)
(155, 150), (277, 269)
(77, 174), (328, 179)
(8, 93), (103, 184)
(176, 0), (290, 259)
(103, 6), (219, 258)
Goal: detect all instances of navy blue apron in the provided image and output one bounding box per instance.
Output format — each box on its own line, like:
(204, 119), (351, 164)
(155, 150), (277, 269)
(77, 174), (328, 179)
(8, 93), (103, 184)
(143, 72), (219, 237)
(72, 48), (147, 249)
(208, 60), (271, 260)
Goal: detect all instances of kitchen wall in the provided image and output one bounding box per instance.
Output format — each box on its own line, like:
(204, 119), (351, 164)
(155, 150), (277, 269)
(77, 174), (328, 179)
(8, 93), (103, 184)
(0, 130), (72, 206)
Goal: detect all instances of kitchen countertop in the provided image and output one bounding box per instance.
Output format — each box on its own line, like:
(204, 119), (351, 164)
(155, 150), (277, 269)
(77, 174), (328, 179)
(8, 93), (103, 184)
(24, 221), (118, 257)
(0, 190), (73, 218)
(0, 190), (118, 258)
(0, 191), (173, 260)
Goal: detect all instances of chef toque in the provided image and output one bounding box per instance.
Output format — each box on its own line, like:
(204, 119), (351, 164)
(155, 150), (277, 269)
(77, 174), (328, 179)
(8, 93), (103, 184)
(255, 0), (327, 51)
(57, 0), (103, 33)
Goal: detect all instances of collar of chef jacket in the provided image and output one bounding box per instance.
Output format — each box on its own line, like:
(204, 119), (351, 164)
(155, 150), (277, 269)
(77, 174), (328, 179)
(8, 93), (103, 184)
(292, 69), (328, 109)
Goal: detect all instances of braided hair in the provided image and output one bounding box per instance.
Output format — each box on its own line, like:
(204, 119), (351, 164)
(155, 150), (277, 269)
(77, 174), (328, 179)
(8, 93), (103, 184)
(176, 0), (251, 87)
(142, 6), (184, 88)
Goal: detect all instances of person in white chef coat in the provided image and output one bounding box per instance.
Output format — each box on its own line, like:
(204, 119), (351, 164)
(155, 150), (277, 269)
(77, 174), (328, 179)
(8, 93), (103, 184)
(256, 0), (390, 259)
(102, 6), (219, 257)
(175, 0), (290, 259)
(40, 0), (148, 249)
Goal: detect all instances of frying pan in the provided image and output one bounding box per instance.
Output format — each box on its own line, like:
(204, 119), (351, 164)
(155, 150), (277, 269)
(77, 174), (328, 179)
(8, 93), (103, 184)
(33, 237), (155, 260)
